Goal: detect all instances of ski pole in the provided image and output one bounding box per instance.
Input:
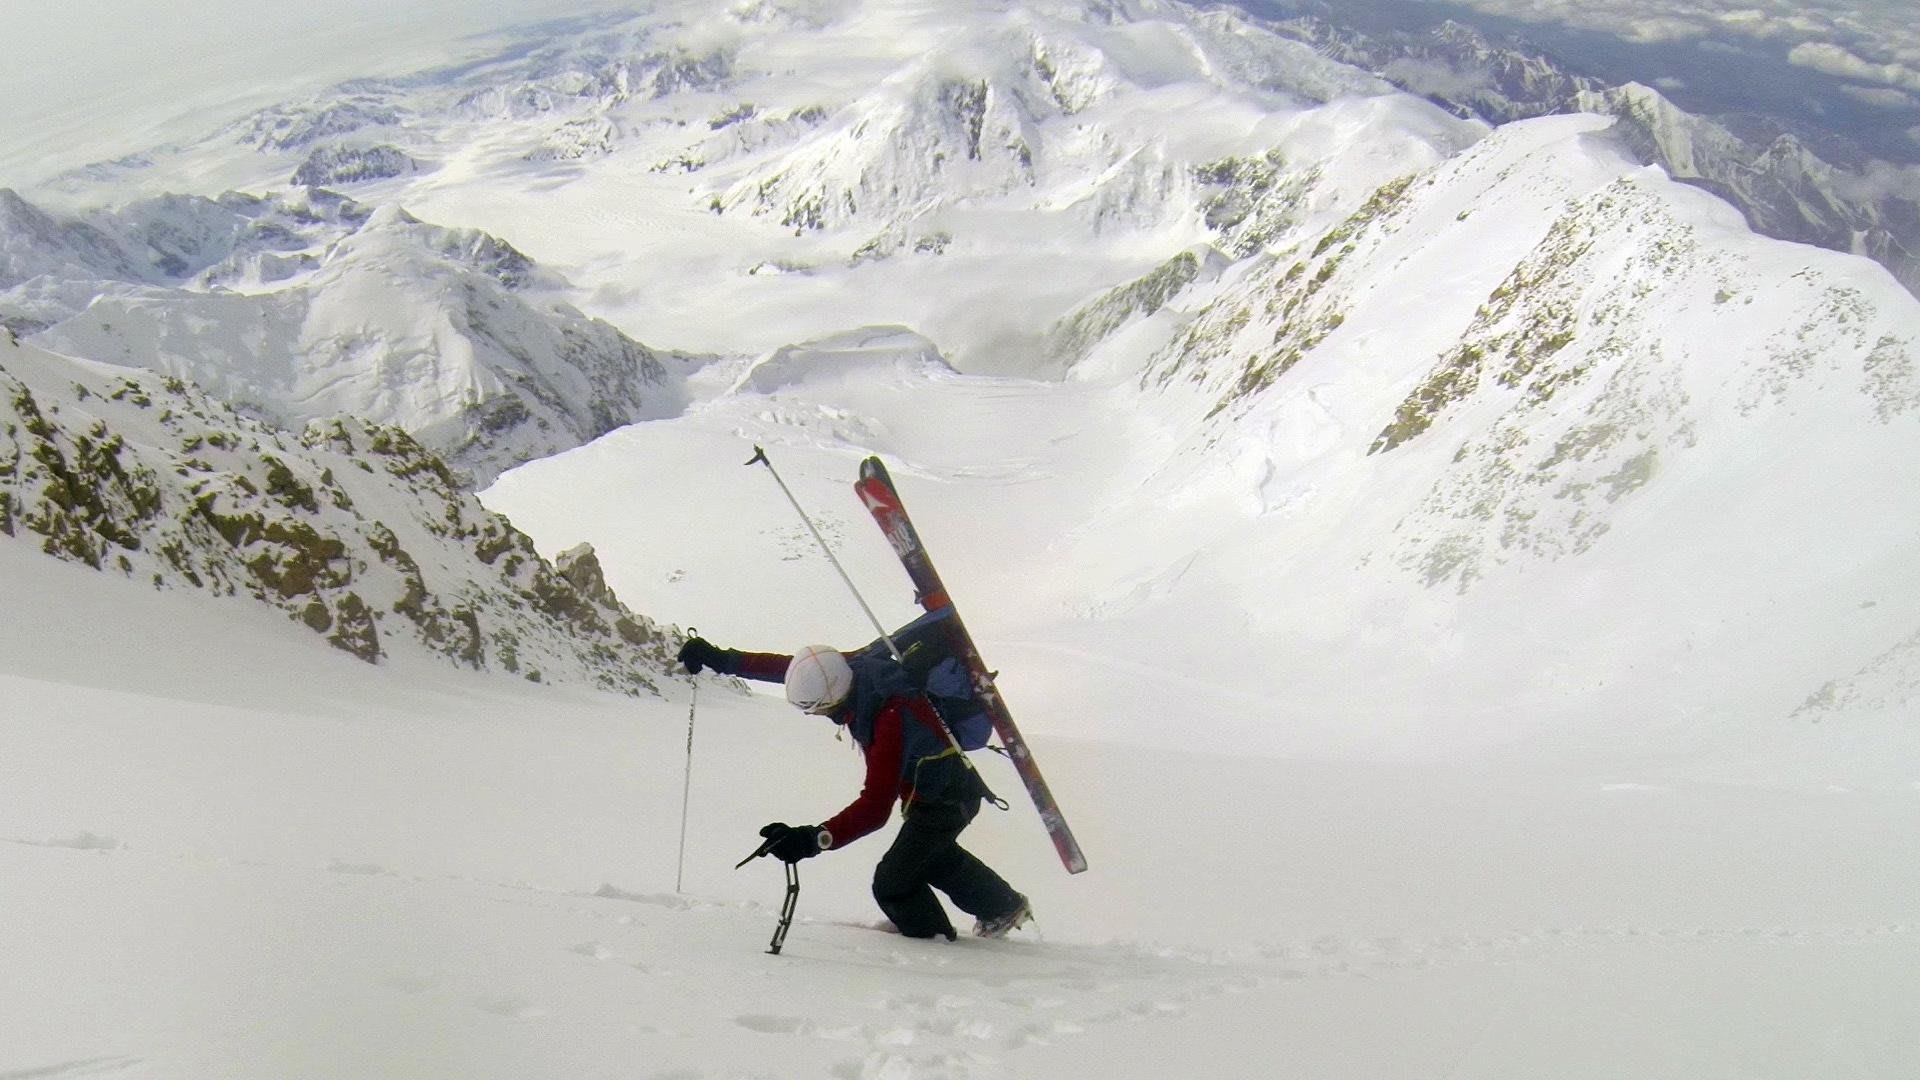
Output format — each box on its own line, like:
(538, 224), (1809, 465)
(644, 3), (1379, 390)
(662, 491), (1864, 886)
(746, 445), (991, 787)
(745, 446), (904, 661)
(675, 633), (699, 895)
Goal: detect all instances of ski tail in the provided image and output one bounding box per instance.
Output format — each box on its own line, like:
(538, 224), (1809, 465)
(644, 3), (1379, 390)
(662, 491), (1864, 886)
(854, 457), (1088, 875)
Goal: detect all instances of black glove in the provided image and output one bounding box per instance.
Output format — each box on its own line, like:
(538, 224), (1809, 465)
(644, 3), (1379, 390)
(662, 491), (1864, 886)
(760, 821), (826, 863)
(677, 636), (721, 674)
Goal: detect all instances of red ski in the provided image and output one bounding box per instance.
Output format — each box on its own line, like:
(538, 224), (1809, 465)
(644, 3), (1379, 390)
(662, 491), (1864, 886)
(854, 457), (1088, 875)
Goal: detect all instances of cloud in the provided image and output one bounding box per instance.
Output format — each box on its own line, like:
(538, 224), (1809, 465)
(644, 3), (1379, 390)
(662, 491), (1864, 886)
(1654, 76), (1686, 91)
(1909, 125), (1920, 147)
(1382, 57), (1495, 100)
(1827, 160), (1920, 203)
(1423, 0), (1920, 86)
(1615, 16), (1709, 44)
(1712, 8), (1836, 41)
(1788, 42), (1920, 93)
(1839, 84), (1919, 110)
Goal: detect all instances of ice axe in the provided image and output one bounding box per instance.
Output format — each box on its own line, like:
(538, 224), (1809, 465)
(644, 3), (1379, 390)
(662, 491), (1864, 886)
(736, 828), (800, 956)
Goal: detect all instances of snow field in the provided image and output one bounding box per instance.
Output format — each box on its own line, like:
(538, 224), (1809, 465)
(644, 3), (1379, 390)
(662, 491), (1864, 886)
(5, 536), (1919, 1078)
(6, 2), (1920, 1076)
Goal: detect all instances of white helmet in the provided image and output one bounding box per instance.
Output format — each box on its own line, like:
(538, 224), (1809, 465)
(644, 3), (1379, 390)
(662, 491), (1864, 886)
(785, 646), (853, 715)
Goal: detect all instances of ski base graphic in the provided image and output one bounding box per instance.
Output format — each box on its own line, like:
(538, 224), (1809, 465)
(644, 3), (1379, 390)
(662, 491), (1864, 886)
(854, 457), (1088, 875)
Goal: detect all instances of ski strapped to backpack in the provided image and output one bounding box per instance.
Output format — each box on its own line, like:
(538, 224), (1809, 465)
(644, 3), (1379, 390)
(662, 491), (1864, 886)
(747, 446), (998, 803)
(854, 457), (1088, 875)
(855, 608), (995, 753)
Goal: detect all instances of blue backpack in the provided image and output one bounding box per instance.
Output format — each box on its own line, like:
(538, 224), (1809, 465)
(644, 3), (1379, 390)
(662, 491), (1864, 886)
(858, 608), (994, 751)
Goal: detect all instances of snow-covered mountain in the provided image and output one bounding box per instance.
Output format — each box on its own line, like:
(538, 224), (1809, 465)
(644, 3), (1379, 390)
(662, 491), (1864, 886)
(1574, 82), (1919, 292)
(1243, 8), (1920, 299)
(8, 3), (1920, 1078)
(696, 2), (1396, 240)
(1067, 112), (1920, 731)
(0, 331), (677, 691)
(483, 108), (1920, 743)
(2, 187), (690, 486)
(27, 0), (1917, 315)
(11, 0), (1915, 732)
(26, 0), (1467, 373)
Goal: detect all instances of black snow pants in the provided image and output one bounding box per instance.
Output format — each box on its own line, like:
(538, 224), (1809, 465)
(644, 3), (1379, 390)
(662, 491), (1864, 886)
(872, 794), (1020, 939)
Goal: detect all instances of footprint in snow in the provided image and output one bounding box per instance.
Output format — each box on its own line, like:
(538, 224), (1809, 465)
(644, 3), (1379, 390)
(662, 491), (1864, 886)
(326, 859), (391, 876)
(1000, 994), (1068, 1010)
(1003, 1018), (1083, 1048)
(735, 1014), (809, 1035)
(835, 1051), (976, 1080)
(0, 1058), (144, 1079)
(593, 884), (697, 910)
(382, 973), (437, 995)
(11, 833), (123, 851)
(737, 1015), (879, 1042)
(874, 993), (973, 1012)
(473, 995), (546, 1020)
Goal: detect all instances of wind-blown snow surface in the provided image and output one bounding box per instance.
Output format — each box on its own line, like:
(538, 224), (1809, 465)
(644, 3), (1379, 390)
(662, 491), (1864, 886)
(5, 537), (1919, 1080)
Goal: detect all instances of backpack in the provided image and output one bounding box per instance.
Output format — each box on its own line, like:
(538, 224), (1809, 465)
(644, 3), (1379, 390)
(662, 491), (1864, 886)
(857, 607), (994, 751)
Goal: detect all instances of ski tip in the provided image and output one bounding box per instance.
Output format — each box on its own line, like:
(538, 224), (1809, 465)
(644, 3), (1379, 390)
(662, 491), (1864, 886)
(1058, 844), (1089, 875)
(859, 456), (890, 483)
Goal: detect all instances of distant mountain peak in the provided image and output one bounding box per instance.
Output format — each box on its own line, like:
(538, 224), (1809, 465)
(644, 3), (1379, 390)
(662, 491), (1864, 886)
(2, 188), (693, 488)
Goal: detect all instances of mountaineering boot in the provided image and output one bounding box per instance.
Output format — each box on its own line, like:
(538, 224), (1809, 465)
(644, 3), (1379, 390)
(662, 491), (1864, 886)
(973, 893), (1031, 939)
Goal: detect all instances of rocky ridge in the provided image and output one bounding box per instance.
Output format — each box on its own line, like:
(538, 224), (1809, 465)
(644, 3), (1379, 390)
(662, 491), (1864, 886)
(0, 332), (677, 691)
(291, 144), (422, 187)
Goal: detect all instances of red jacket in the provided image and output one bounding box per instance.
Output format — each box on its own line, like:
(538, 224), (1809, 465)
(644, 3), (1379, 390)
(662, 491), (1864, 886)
(733, 649), (944, 848)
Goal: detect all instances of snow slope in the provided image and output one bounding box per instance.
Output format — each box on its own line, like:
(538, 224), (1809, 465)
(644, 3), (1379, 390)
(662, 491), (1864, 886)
(1107, 113), (1920, 740)
(5, 2), (1919, 1076)
(5, 529), (1918, 1080)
